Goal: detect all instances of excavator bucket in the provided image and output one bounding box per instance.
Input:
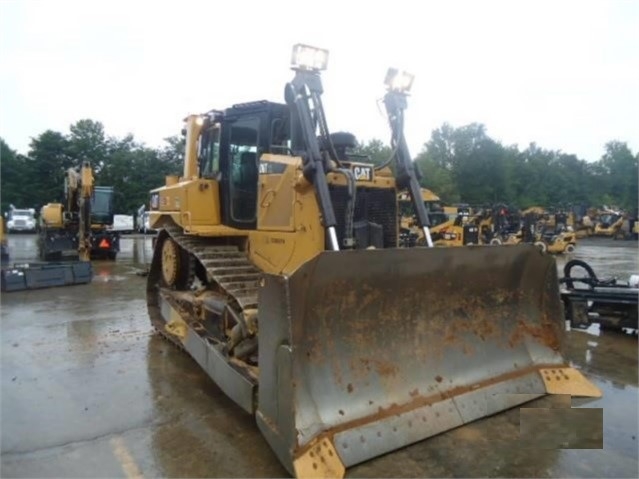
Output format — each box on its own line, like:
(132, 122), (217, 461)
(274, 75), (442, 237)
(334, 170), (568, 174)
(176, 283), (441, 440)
(256, 244), (600, 476)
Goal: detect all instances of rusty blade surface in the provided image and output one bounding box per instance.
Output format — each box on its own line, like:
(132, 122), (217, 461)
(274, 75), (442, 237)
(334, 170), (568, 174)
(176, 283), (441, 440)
(256, 244), (566, 472)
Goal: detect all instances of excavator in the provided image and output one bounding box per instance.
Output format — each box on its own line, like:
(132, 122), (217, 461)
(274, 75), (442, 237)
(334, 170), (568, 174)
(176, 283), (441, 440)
(146, 44), (600, 477)
(2, 163), (96, 291)
(39, 162), (119, 261)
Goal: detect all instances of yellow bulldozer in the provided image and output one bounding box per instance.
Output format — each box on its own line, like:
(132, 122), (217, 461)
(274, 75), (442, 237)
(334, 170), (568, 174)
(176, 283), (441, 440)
(146, 45), (599, 477)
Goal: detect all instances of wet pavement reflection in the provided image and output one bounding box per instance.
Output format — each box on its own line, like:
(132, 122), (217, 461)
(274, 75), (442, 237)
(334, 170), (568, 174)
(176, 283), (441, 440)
(1, 234), (637, 477)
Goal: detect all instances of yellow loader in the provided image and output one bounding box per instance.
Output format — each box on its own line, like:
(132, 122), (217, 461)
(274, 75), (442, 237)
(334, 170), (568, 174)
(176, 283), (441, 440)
(146, 45), (600, 477)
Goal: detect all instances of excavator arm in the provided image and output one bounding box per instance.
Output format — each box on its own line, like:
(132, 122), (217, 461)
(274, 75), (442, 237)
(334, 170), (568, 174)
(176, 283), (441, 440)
(65, 161), (94, 261)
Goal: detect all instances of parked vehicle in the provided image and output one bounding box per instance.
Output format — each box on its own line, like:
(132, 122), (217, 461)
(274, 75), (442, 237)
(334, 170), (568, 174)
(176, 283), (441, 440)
(111, 214), (135, 234)
(136, 206), (156, 234)
(5, 207), (37, 233)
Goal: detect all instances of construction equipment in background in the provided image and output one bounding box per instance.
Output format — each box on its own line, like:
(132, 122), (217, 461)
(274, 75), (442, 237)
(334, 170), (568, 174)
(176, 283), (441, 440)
(88, 186), (120, 259)
(145, 45), (600, 477)
(431, 211), (480, 246)
(573, 213), (594, 238)
(631, 213), (639, 240)
(443, 203), (471, 217)
(1, 183), (94, 292)
(39, 163), (120, 261)
(560, 259), (638, 333)
(489, 213), (577, 254)
(398, 188), (448, 246)
(533, 228), (577, 254)
(1, 217), (8, 263)
(593, 211), (624, 238)
(1, 260), (92, 292)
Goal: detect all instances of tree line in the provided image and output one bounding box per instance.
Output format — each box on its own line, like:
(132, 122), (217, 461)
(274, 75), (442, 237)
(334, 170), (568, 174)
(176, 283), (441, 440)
(357, 123), (638, 213)
(1, 119), (637, 215)
(1, 120), (184, 215)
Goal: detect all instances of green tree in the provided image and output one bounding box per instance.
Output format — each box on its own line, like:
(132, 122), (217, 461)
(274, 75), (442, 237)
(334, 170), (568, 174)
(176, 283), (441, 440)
(416, 123), (512, 205)
(352, 138), (393, 167)
(598, 141), (638, 210)
(24, 130), (73, 209)
(0, 139), (30, 212)
(414, 150), (459, 202)
(67, 119), (108, 171)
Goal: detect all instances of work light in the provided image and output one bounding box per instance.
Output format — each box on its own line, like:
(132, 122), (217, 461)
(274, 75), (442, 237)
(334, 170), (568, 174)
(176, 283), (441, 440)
(291, 44), (329, 72)
(384, 68), (414, 92)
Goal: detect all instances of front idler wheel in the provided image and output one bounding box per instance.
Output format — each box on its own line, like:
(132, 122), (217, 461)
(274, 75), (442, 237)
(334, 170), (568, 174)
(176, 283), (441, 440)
(160, 237), (191, 289)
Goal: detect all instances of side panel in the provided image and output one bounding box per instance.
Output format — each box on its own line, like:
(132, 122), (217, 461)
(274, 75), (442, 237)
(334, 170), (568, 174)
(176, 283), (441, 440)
(153, 179), (221, 230)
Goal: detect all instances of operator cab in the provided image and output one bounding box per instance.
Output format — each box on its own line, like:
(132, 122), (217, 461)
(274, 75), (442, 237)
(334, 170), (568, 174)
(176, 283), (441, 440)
(197, 101), (289, 230)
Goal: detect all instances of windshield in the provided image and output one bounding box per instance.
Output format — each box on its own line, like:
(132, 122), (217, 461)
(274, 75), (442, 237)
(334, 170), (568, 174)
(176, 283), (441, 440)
(600, 214), (620, 224)
(10, 210), (33, 218)
(91, 188), (114, 224)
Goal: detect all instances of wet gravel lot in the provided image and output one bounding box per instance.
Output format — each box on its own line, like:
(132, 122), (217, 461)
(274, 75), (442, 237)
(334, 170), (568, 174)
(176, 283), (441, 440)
(1, 235), (637, 478)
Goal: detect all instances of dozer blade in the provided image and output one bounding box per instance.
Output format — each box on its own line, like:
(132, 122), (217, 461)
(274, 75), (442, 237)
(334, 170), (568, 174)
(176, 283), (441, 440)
(255, 245), (600, 476)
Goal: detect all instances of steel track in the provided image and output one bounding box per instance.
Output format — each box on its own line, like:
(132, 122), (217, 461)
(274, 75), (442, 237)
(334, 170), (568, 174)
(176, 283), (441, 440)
(147, 226), (261, 354)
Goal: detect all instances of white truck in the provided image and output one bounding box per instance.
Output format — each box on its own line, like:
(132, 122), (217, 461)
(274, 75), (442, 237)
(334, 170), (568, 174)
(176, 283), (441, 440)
(111, 214), (135, 234)
(5, 207), (37, 233)
(136, 205), (156, 234)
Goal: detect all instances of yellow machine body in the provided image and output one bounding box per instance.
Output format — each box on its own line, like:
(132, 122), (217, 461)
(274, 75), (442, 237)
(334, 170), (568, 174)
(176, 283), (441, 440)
(151, 154), (396, 276)
(397, 188), (446, 245)
(536, 231), (577, 254)
(37, 163), (102, 262)
(146, 58), (600, 477)
(593, 214), (624, 237)
(39, 203), (65, 228)
(0, 217), (8, 260)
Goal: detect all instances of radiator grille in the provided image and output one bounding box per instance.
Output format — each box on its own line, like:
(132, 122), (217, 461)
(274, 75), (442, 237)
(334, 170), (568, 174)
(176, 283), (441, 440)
(328, 185), (398, 249)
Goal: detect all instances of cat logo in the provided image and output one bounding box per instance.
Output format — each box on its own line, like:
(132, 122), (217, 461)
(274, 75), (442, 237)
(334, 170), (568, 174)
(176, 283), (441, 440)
(352, 165), (373, 182)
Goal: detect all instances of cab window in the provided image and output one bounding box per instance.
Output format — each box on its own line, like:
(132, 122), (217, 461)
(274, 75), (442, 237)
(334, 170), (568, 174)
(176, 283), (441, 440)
(199, 125), (221, 178)
(229, 118), (259, 222)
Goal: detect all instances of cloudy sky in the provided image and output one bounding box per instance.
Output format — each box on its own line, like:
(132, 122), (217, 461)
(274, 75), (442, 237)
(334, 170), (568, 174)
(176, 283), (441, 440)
(1, 0), (637, 162)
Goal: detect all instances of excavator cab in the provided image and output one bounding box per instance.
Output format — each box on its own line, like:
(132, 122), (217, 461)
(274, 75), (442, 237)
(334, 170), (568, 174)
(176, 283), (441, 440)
(147, 45), (601, 478)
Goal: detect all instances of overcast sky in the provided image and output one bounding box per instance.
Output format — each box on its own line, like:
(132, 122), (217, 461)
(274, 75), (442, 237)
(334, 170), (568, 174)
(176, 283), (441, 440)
(1, 0), (637, 162)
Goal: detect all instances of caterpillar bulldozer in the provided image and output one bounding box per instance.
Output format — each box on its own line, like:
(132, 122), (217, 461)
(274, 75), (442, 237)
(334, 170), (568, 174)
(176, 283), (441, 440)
(146, 45), (600, 477)
(39, 162), (119, 261)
